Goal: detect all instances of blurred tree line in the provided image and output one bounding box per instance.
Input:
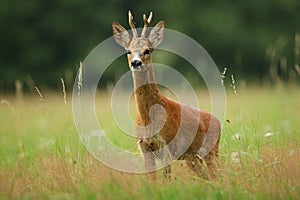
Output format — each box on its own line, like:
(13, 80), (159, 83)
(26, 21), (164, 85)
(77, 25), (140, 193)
(0, 0), (299, 92)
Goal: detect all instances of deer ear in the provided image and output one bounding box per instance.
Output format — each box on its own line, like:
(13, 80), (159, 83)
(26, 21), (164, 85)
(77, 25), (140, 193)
(148, 21), (164, 48)
(112, 22), (132, 48)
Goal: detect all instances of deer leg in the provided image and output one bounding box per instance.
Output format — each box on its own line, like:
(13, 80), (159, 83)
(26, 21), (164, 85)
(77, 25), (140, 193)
(138, 139), (156, 179)
(196, 118), (220, 179)
(185, 154), (209, 179)
(186, 140), (220, 179)
(163, 164), (171, 181)
(143, 152), (156, 179)
(201, 139), (220, 179)
(162, 145), (172, 181)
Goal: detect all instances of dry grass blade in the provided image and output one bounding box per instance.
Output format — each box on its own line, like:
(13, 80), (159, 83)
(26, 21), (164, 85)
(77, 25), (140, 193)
(230, 74), (237, 96)
(35, 86), (48, 115)
(35, 86), (45, 102)
(295, 64), (300, 76)
(15, 80), (23, 101)
(61, 78), (68, 120)
(77, 62), (83, 96)
(220, 67), (227, 85)
(61, 78), (67, 105)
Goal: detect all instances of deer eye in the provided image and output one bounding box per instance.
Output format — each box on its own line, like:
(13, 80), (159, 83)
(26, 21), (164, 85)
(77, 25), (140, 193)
(126, 50), (131, 55)
(143, 49), (150, 55)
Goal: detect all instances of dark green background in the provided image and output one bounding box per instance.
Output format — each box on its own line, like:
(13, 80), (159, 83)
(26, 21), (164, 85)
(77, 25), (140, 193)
(1, 0), (299, 91)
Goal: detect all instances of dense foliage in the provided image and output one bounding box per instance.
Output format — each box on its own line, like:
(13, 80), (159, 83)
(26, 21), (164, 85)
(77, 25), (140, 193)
(1, 0), (299, 91)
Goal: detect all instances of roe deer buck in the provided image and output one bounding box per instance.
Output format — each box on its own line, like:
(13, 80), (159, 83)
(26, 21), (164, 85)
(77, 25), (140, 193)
(112, 11), (221, 179)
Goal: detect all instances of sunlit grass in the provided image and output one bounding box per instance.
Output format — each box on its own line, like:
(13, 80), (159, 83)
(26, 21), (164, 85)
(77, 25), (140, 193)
(0, 84), (300, 199)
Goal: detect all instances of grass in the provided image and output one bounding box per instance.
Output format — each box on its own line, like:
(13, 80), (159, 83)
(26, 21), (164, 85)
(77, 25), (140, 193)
(0, 84), (300, 199)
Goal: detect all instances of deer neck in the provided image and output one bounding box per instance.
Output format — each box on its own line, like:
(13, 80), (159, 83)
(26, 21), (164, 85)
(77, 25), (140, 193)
(132, 63), (161, 123)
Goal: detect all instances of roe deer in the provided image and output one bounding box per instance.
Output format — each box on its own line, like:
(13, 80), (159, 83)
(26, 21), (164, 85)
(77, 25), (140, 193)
(112, 11), (221, 179)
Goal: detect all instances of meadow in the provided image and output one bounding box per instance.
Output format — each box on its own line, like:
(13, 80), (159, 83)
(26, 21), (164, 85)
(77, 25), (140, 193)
(0, 83), (299, 199)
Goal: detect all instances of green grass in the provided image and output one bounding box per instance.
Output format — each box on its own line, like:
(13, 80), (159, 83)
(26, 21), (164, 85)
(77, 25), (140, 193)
(0, 84), (300, 199)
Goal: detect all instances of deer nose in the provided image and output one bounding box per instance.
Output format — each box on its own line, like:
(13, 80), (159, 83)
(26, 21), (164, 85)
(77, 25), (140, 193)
(131, 60), (142, 68)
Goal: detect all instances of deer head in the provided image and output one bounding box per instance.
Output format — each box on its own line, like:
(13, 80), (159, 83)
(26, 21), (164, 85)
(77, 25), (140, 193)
(112, 11), (165, 72)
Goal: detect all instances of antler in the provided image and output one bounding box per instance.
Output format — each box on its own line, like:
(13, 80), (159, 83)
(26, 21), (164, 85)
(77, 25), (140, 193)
(141, 12), (153, 37)
(128, 11), (138, 38)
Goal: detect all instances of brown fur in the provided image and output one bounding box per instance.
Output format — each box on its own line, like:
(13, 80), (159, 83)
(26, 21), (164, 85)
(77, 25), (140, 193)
(112, 11), (221, 179)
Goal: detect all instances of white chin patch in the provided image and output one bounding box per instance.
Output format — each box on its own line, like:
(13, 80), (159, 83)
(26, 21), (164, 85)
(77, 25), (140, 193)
(131, 66), (142, 72)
